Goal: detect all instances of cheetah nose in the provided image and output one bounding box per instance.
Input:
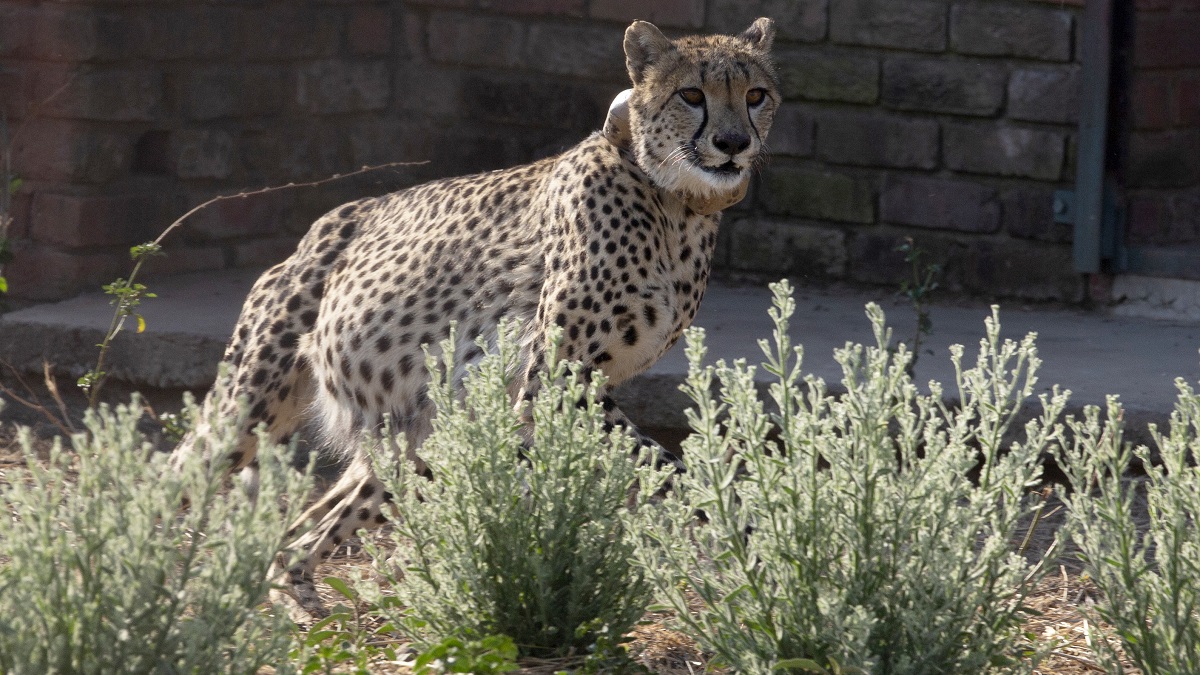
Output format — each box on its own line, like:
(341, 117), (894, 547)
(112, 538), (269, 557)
(712, 131), (751, 156)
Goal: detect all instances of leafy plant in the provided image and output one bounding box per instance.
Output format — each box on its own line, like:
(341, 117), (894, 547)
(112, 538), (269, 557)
(361, 322), (667, 662)
(0, 386), (311, 674)
(1056, 388), (1200, 674)
(895, 237), (941, 373)
(291, 574), (404, 675)
(632, 280), (1068, 674)
(412, 635), (520, 674)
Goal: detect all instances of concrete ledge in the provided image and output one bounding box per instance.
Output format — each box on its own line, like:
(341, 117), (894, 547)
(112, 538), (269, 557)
(3, 269), (1199, 448)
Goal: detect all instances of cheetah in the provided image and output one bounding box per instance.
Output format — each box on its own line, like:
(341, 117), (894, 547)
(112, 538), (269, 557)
(171, 17), (779, 618)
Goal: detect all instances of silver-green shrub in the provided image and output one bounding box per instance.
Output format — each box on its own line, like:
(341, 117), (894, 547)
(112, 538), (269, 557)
(0, 390), (310, 674)
(632, 281), (1068, 674)
(363, 325), (666, 659)
(1057, 389), (1200, 674)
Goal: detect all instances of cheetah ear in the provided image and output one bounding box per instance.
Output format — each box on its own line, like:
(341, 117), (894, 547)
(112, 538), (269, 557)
(624, 20), (674, 85)
(739, 17), (775, 53)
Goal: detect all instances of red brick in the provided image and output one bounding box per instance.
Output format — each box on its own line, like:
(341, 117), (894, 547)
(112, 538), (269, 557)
(237, 5), (342, 60)
(590, 0), (705, 29)
(1177, 75), (1200, 126)
(42, 68), (162, 122)
(297, 60), (390, 114)
(233, 236), (301, 268)
(141, 245), (226, 280)
(10, 120), (133, 184)
(1132, 73), (1172, 129)
(348, 6), (393, 55)
(1127, 194), (1167, 242)
(1135, 13), (1200, 69)
(482, 0), (585, 17)
(428, 12), (524, 68)
(182, 191), (289, 242)
(3, 242), (128, 302)
(31, 192), (162, 248)
(0, 4), (102, 62)
(405, 0), (473, 7)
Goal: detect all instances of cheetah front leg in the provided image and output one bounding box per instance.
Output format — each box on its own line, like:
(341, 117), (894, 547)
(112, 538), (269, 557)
(515, 306), (685, 474)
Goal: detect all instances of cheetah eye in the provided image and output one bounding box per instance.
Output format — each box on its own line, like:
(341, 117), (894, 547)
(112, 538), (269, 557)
(746, 88), (767, 106)
(678, 88), (705, 106)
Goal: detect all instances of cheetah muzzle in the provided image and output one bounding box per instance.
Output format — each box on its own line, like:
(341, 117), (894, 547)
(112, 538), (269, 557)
(170, 17), (779, 621)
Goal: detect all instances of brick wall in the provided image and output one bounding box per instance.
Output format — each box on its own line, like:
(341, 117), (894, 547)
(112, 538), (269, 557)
(0, 0), (1111, 303)
(1126, 0), (1200, 246)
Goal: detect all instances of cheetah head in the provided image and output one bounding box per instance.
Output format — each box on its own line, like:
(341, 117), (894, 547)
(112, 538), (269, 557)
(623, 18), (779, 203)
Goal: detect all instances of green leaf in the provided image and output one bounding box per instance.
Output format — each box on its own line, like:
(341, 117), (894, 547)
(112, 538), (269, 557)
(0, 275), (7, 294)
(324, 576), (356, 602)
(775, 658), (829, 673)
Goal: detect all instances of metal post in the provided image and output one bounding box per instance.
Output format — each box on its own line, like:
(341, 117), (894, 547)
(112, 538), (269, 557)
(1073, 0), (1114, 274)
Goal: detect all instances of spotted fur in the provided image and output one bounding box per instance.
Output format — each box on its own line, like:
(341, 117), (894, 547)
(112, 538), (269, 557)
(170, 17), (779, 619)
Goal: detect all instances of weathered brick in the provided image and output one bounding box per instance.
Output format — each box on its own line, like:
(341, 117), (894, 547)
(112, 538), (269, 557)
(708, 0), (827, 42)
(767, 103), (815, 157)
(233, 236), (302, 268)
(524, 22), (625, 79)
(1135, 13), (1200, 69)
(1127, 194), (1166, 243)
(3, 243), (128, 302)
(943, 123), (1066, 180)
(127, 6), (238, 61)
(882, 58), (1005, 116)
(880, 174), (999, 232)
(1178, 76), (1200, 127)
(727, 217), (847, 277)
(237, 6), (341, 60)
(182, 190), (290, 241)
(43, 68), (162, 122)
(816, 113), (938, 169)
(1169, 190), (1200, 241)
(0, 65), (26, 119)
(590, 0), (705, 29)
(404, 0), (472, 7)
(11, 120), (133, 184)
(849, 232), (966, 288)
(460, 74), (606, 130)
(347, 5), (393, 56)
(427, 11), (524, 68)
(778, 49), (878, 104)
(0, 4), (106, 62)
(963, 238), (1079, 301)
(1127, 130), (1200, 189)
(393, 64), (463, 118)
(830, 0), (947, 52)
(1008, 66), (1080, 125)
(296, 60), (390, 114)
(169, 130), (235, 180)
(140, 245), (225, 280)
(30, 192), (162, 248)
(1002, 187), (1071, 243)
(481, 0), (586, 17)
(184, 66), (289, 121)
(950, 2), (1073, 61)
(761, 165), (875, 224)
(240, 125), (354, 182)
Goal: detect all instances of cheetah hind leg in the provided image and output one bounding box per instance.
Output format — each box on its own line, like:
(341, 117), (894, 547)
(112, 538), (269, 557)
(270, 453), (391, 622)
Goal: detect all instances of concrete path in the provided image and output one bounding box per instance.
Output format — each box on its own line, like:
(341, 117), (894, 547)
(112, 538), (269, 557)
(3, 268), (1199, 443)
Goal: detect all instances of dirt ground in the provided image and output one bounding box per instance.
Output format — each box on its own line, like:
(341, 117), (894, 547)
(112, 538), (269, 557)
(0, 376), (1139, 674)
